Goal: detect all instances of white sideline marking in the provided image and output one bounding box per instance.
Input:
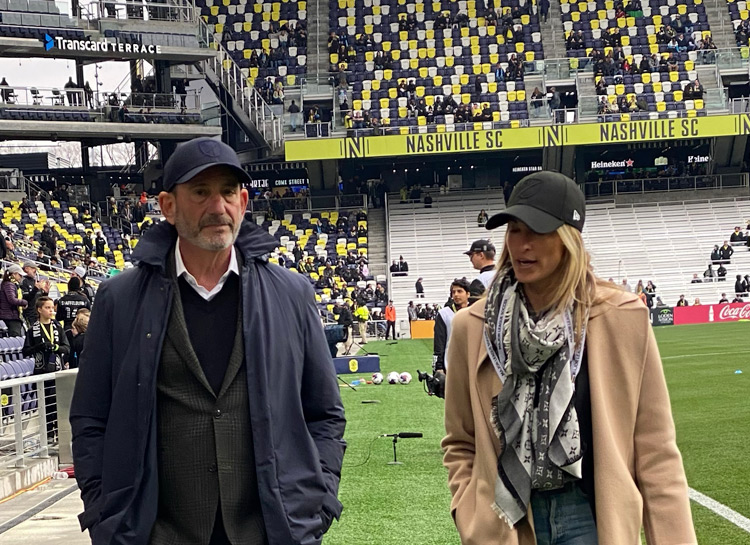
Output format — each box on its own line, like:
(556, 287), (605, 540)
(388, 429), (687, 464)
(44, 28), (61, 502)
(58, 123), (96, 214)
(689, 488), (750, 533)
(661, 350), (750, 360)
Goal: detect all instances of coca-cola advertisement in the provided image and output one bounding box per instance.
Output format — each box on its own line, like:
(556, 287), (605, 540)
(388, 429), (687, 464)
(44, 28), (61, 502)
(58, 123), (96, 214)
(673, 303), (750, 325)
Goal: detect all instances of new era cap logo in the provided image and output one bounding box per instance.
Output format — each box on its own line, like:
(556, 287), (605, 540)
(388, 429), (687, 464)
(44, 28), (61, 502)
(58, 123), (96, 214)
(198, 140), (223, 158)
(572, 210), (581, 221)
(43, 33), (55, 51)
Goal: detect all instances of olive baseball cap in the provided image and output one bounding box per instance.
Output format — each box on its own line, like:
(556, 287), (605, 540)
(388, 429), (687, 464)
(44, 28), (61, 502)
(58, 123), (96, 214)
(163, 137), (251, 191)
(485, 171), (585, 233)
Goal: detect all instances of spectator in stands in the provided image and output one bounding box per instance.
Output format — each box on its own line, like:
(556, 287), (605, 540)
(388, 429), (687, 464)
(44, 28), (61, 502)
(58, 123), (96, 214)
(415, 277), (425, 298)
(720, 240), (734, 262)
(0, 264), (28, 337)
(64, 76), (80, 106)
(717, 264), (728, 281)
(530, 87), (545, 114)
(693, 298), (702, 306)
(730, 226), (746, 242)
(174, 78), (187, 109)
(710, 244), (721, 263)
(398, 255), (409, 273)
(334, 301), (354, 354)
(733, 295), (744, 303)
(654, 296), (666, 307)
(21, 262), (48, 326)
(676, 294), (688, 306)
(83, 82), (94, 108)
(685, 79), (704, 100)
(621, 278), (632, 292)
(55, 277), (91, 331)
(433, 277), (470, 374)
(719, 293), (729, 304)
(704, 264), (715, 280)
(20, 196), (32, 214)
(0, 77), (13, 103)
(547, 87), (561, 114)
(733, 274), (746, 296)
(67, 308), (90, 369)
(95, 231), (106, 257)
(477, 209), (489, 227)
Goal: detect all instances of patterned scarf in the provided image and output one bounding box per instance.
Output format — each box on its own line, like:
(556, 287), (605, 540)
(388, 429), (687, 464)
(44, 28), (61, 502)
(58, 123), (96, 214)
(484, 266), (584, 528)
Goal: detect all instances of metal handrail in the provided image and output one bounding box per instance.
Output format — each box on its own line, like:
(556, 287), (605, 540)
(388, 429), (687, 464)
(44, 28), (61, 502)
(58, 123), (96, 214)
(196, 17), (283, 150)
(583, 173), (749, 199)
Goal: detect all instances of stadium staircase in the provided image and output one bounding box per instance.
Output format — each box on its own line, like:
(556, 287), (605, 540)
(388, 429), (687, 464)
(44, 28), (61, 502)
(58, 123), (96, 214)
(191, 5), (285, 153)
(366, 207), (388, 277)
(541, 0), (568, 61)
(704, 0), (736, 50)
(386, 189), (506, 334)
(305, 0), (328, 90)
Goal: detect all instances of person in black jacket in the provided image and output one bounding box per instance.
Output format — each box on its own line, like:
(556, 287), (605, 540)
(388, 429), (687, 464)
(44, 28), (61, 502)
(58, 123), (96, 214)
(433, 278), (470, 374)
(95, 232), (106, 258)
(20, 262), (49, 326)
(70, 137), (345, 545)
(72, 265), (96, 304)
(23, 296), (70, 441)
(735, 274), (745, 296)
(335, 301), (354, 354)
(56, 277), (91, 330)
(66, 308), (90, 369)
(719, 240), (734, 262)
(710, 245), (721, 263)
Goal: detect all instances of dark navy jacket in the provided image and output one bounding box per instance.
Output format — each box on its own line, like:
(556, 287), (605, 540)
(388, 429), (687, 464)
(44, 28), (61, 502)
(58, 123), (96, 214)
(70, 218), (346, 545)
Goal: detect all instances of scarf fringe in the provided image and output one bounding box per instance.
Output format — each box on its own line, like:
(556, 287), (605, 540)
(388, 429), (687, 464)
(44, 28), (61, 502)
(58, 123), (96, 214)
(491, 501), (518, 529)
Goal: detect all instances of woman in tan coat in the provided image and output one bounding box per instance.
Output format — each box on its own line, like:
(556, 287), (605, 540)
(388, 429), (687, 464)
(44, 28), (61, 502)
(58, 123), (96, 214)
(443, 172), (696, 545)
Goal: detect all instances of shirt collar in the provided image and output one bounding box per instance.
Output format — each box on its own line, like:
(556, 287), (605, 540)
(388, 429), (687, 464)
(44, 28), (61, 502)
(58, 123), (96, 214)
(175, 238), (239, 301)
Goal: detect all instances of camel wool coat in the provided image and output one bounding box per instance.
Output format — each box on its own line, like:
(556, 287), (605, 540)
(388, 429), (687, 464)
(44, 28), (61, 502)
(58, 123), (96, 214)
(442, 285), (697, 545)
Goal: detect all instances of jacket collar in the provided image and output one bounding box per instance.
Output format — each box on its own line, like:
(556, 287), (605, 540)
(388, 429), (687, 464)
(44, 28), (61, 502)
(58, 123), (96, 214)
(132, 216), (278, 274)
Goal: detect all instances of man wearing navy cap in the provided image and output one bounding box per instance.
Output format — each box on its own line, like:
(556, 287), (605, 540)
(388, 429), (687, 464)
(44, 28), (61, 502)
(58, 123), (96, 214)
(464, 239), (496, 298)
(71, 137), (346, 545)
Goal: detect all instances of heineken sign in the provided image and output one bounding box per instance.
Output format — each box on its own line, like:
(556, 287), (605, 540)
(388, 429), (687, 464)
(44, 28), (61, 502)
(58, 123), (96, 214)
(43, 33), (163, 56)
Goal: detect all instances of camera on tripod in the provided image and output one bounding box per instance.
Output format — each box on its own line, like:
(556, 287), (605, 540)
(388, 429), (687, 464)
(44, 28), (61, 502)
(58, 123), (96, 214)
(417, 369), (445, 399)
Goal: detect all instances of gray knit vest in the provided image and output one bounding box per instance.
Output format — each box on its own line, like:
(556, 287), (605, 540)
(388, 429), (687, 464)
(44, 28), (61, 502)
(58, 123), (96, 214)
(149, 254), (266, 545)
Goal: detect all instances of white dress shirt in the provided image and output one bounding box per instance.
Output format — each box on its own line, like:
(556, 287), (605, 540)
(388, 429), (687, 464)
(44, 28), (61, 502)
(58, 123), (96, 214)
(175, 238), (239, 301)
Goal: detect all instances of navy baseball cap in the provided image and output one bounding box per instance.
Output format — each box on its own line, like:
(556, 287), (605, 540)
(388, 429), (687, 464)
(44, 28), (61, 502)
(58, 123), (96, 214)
(163, 137), (251, 191)
(485, 171), (585, 233)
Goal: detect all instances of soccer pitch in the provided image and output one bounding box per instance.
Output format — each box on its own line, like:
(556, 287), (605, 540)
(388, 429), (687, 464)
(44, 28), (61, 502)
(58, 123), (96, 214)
(324, 322), (750, 545)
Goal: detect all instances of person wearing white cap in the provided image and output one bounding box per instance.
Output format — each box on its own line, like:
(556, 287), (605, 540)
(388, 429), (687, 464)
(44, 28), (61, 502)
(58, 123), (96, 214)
(0, 263), (28, 336)
(72, 265), (96, 304)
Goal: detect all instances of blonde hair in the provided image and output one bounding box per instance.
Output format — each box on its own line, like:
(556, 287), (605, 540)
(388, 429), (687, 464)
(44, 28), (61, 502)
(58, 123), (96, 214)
(72, 308), (91, 334)
(497, 223), (601, 342)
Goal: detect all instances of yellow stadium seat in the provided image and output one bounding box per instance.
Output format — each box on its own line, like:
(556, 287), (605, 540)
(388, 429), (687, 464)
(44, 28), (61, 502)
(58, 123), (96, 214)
(361, 89), (371, 100)
(418, 49), (427, 60)
(488, 81), (497, 93)
(652, 81), (662, 92)
(686, 109), (696, 117)
(371, 79), (381, 90)
(426, 29), (435, 40)
(461, 27), (469, 37)
(473, 122), (483, 131)
(695, 99), (704, 109)
(379, 98), (389, 108)
(510, 120), (520, 128)
(365, 51), (374, 62)
(409, 58), (419, 69)
(416, 86), (426, 97)
(353, 99), (362, 110)
(615, 83), (625, 95)
(427, 47), (436, 58)
(684, 60), (694, 71)
(433, 75), (443, 86)
(508, 90), (517, 101)
(621, 35), (630, 46)
(641, 72), (651, 83)
(517, 89), (526, 101)
(425, 95), (434, 106)
(436, 124), (446, 132)
(571, 11), (580, 21)
(525, 51), (535, 62)
(384, 69), (393, 79)
(487, 25), (496, 36)
(669, 71), (679, 82)
(620, 113), (630, 121)
(472, 63), (482, 74)
(445, 56), (455, 67)
(677, 4), (686, 14)
(673, 90), (683, 101)
(461, 93), (471, 104)
(590, 19), (600, 29)
(515, 42), (524, 53)
(471, 45), (480, 55)
(388, 87), (398, 99)
(399, 126), (409, 135)
(656, 101), (666, 112)
(418, 66), (428, 78)
(390, 49), (400, 60)
(417, 116), (427, 126)
(482, 63), (491, 74)
(382, 41), (391, 51)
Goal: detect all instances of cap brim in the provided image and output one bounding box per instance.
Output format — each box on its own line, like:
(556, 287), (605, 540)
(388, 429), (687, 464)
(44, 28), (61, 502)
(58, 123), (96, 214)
(463, 250), (474, 255)
(485, 204), (564, 234)
(168, 162), (251, 191)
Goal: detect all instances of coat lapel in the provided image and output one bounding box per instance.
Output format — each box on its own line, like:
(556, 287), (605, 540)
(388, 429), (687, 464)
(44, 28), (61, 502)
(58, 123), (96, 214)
(468, 301), (503, 455)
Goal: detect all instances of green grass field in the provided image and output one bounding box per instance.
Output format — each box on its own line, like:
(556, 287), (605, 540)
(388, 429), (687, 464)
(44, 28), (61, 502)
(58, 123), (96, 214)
(323, 322), (750, 545)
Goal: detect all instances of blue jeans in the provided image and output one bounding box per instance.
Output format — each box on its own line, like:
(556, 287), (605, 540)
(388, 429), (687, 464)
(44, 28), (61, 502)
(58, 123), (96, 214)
(530, 483), (598, 545)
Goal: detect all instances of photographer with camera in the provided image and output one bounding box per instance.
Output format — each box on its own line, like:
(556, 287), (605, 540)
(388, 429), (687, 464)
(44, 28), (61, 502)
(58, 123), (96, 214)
(433, 278), (471, 374)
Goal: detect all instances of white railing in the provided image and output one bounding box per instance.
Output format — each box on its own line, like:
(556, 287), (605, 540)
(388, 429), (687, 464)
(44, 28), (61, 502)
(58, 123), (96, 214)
(0, 372), (58, 468)
(197, 18), (283, 150)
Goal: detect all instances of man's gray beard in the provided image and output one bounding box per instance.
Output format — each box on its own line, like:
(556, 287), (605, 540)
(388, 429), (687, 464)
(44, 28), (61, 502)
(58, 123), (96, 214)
(175, 214), (242, 252)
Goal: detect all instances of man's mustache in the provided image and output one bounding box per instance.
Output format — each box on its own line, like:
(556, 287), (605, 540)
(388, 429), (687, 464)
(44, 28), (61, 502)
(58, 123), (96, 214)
(200, 215), (233, 229)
